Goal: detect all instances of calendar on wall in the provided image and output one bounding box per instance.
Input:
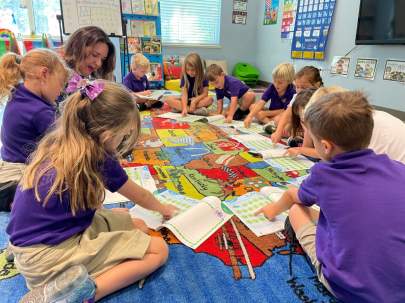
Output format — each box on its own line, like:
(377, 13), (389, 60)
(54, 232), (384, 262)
(290, 0), (336, 61)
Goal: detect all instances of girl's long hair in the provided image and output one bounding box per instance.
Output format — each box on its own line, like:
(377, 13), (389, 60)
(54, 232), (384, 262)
(21, 81), (140, 214)
(64, 26), (116, 80)
(0, 53), (21, 100)
(182, 53), (205, 97)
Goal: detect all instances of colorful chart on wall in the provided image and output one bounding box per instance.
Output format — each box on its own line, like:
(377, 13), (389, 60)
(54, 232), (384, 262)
(291, 0), (336, 61)
(330, 56), (350, 76)
(281, 0), (299, 39)
(383, 60), (405, 83)
(264, 0), (280, 25)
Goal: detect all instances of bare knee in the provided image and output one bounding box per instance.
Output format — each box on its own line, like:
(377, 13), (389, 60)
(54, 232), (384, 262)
(256, 111), (267, 122)
(149, 237), (169, 265)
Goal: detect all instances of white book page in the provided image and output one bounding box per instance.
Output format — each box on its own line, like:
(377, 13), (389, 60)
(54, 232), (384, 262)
(223, 186), (286, 237)
(162, 196), (232, 249)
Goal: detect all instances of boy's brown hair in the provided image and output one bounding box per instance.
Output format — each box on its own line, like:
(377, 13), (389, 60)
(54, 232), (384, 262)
(304, 91), (374, 151)
(206, 64), (223, 81)
(295, 66), (324, 86)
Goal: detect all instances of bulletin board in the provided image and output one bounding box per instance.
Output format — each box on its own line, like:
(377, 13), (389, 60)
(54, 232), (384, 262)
(60, 0), (123, 36)
(290, 0), (336, 61)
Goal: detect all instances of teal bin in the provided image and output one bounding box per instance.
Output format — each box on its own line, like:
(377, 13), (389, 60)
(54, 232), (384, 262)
(232, 62), (260, 86)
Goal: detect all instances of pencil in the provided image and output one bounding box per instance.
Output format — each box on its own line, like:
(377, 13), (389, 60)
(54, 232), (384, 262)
(138, 278), (145, 289)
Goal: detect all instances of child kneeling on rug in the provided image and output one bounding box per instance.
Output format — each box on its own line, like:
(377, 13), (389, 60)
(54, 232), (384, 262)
(7, 81), (177, 302)
(256, 91), (405, 303)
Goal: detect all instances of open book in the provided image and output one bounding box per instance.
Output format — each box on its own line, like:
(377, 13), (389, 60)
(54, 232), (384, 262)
(231, 134), (288, 158)
(134, 90), (181, 101)
(223, 186), (287, 237)
(130, 190), (233, 249)
(103, 166), (157, 204)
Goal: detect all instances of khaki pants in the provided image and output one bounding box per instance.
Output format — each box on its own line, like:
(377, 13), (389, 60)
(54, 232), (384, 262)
(10, 209), (151, 289)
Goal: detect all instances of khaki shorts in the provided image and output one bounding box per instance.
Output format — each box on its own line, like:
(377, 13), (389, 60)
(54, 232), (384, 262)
(296, 222), (333, 294)
(10, 209), (151, 289)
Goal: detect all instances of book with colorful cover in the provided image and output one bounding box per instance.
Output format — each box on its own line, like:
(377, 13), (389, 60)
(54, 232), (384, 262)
(144, 0), (159, 15)
(121, 0), (132, 13)
(143, 21), (156, 36)
(141, 36), (161, 54)
(147, 62), (163, 81)
(131, 0), (145, 14)
(130, 190), (233, 249)
(127, 37), (141, 54)
(130, 20), (144, 37)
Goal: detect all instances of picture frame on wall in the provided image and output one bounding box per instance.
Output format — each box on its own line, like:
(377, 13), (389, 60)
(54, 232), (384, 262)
(383, 60), (405, 83)
(354, 58), (378, 81)
(330, 56), (350, 76)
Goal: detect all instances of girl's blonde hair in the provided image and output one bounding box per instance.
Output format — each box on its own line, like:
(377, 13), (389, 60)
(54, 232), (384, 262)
(131, 53), (150, 70)
(304, 86), (347, 116)
(272, 63), (295, 83)
(0, 52), (21, 100)
(21, 81), (140, 215)
(182, 52), (205, 97)
(0, 49), (69, 102)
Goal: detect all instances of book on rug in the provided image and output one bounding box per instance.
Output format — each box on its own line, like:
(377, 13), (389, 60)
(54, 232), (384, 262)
(157, 112), (214, 123)
(103, 166), (157, 204)
(130, 190), (233, 249)
(231, 134), (287, 158)
(133, 90), (165, 101)
(223, 186), (287, 237)
(264, 156), (314, 172)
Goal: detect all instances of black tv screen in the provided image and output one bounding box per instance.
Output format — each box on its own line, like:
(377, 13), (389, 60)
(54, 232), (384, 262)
(356, 0), (405, 44)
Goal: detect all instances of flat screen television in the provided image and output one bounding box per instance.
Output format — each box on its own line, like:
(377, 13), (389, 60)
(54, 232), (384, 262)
(356, 0), (405, 45)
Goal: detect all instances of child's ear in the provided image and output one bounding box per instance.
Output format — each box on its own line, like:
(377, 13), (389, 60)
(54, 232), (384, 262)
(320, 139), (333, 156)
(39, 67), (49, 80)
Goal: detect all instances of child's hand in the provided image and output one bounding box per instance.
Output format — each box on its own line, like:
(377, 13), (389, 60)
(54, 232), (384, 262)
(181, 109), (188, 117)
(225, 116), (233, 123)
(140, 90), (152, 96)
(285, 147), (301, 157)
(244, 117), (252, 128)
(255, 204), (278, 221)
(271, 131), (282, 144)
(160, 204), (179, 220)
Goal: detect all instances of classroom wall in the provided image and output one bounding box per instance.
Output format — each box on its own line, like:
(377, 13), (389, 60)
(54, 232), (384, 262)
(255, 0), (405, 111)
(162, 0), (260, 73)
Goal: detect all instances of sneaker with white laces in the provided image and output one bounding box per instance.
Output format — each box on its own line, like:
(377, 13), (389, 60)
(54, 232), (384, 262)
(19, 264), (96, 303)
(192, 107), (209, 116)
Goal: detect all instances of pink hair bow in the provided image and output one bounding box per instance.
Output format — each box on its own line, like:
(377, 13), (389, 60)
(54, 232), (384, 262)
(66, 72), (104, 100)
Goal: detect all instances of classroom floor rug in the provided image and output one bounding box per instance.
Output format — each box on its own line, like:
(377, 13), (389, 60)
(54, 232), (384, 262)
(0, 105), (338, 303)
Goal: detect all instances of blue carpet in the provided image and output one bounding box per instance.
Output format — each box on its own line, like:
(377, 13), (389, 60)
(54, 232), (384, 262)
(0, 211), (336, 303)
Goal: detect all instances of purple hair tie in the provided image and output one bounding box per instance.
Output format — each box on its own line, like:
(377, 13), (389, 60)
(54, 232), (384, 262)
(66, 72), (104, 100)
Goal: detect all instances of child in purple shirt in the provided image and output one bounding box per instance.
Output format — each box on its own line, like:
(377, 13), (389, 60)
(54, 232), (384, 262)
(123, 53), (163, 111)
(256, 91), (405, 303)
(244, 63), (296, 128)
(206, 64), (256, 122)
(165, 52), (213, 116)
(7, 81), (177, 302)
(0, 49), (69, 211)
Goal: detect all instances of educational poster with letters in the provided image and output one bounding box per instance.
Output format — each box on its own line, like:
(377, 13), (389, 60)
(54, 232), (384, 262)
(232, 0), (248, 25)
(383, 60), (405, 83)
(330, 56), (350, 76)
(291, 0), (336, 61)
(60, 0), (123, 36)
(354, 58), (377, 81)
(264, 0), (280, 25)
(281, 0), (299, 39)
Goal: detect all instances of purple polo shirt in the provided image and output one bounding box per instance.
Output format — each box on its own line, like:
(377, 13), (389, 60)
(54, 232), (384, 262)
(1, 84), (56, 163)
(123, 73), (150, 93)
(298, 149), (405, 303)
(6, 155), (128, 247)
(261, 83), (296, 110)
(180, 74), (209, 98)
(215, 75), (249, 100)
